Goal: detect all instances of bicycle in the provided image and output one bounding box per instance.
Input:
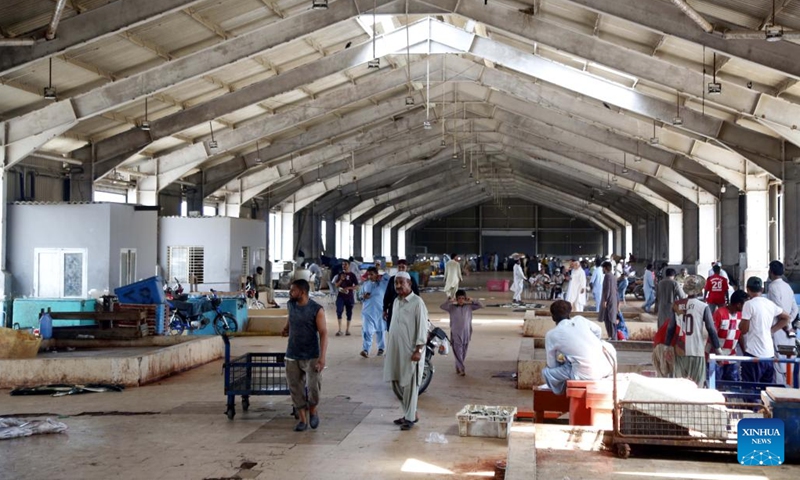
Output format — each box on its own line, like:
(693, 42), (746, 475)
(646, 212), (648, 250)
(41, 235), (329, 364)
(241, 278), (266, 309)
(167, 289), (238, 335)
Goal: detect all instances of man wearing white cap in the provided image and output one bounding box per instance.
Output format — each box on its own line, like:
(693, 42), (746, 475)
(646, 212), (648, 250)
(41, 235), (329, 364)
(565, 259), (587, 312)
(383, 271), (428, 431)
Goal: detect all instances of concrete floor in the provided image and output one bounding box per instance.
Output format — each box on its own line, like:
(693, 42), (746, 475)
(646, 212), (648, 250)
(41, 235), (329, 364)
(1, 272), (798, 479)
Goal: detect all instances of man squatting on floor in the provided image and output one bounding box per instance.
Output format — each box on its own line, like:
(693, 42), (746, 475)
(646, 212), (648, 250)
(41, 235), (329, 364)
(282, 279), (328, 432)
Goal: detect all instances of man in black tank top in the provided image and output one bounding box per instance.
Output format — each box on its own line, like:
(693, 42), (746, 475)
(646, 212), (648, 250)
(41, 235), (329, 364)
(282, 279), (328, 432)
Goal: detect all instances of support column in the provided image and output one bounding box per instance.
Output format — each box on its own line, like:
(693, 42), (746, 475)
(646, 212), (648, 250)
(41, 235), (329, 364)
(398, 227), (407, 260)
(745, 190), (770, 280)
(607, 230), (613, 257)
(615, 227), (622, 257)
(0, 167), (7, 300)
(186, 185), (204, 215)
(352, 223), (362, 257)
(668, 207), (683, 265)
(342, 214), (352, 257)
(769, 183), (779, 262)
(625, 223), (633, 261)
(281, 204), (295, 262)
(720, 188), (740, 270)
(697, 201), (718, 276)
(137, 176), (157, 206)
(325, 214), (336, 258)
(363, 220), (374, 261)
(382, 226), (392, 258)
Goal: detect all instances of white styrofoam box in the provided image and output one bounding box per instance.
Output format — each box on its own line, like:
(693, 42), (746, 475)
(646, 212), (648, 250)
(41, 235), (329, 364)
(623, 374), (728, 438)
(456, 405), (518, 439)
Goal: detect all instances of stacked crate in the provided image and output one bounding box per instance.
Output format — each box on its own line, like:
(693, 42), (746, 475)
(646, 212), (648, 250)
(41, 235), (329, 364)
(116, 303), (169, 336)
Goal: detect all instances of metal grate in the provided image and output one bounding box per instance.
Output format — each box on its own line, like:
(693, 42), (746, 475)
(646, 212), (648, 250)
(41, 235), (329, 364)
(167, 246), (205, 284)
(618, 401), (764, 441)
(225, 353), (290, 395)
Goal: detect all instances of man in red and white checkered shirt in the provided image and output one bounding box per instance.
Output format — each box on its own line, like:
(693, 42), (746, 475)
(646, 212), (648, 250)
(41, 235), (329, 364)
(707, 290), (748, 382)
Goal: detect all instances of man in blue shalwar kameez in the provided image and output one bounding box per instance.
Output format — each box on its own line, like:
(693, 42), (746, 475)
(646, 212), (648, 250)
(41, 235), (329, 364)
(360, 266), (390, 358)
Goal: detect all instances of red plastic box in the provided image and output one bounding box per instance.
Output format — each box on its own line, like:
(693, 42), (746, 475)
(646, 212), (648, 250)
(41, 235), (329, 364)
(487, 279), (510, 292)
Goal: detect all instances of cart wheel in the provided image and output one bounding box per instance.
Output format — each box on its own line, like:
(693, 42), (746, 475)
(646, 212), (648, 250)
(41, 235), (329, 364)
(615, 443), (631, 459)
(226, 406), (236, 420)
(242, 396), (250, 412)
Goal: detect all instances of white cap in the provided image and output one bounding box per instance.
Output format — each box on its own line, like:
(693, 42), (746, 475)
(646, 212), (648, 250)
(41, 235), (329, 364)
(395, 271), (411, 280)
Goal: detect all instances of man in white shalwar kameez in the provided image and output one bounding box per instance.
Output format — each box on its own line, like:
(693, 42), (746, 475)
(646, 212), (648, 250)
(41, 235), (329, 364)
(565, 260), (587, 312)
(383, 272), (428, 430)
(510, 257), (526, 304)
(444, 253), (463, 299)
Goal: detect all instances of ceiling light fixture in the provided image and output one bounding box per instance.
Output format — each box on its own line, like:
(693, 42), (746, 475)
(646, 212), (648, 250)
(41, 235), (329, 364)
(43, 57), (57, 100)
(708, 52), (722, 95)
(622, 152), (629, 174)
(368, 0), (380, 68)
(312, 0), (328, 8)
(650, 119), (659, 145)
(672, 92), (683, 126)
(720, 184), (727, 193)
(139, 97), (151, 131)
(208, 122), (218, 149)
(765, 0), (784, 42)
(289, 154), (296, 175)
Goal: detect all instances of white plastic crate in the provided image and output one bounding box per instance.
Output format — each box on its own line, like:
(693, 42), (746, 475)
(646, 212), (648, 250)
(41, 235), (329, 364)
(456, 405), (517, 439)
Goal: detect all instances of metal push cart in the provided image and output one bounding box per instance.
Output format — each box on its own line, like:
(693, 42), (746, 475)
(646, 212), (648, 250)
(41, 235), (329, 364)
(222, 334), (291, 420)
(609, 355), (766, 459)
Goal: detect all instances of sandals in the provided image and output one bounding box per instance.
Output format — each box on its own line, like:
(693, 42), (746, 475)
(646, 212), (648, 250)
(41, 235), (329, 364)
(335, 331), (343, 336)
(345, 331), (351, 336)
(393, 417), (419, 425)
(400, 420), (415, 431)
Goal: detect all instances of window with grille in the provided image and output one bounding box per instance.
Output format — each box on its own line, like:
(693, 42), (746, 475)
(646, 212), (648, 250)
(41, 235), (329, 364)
(167, 246), (204, 284)
(241, 246), (250, 276)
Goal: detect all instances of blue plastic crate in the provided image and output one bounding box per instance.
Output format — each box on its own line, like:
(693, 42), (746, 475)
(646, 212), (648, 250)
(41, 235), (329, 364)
(115, 276), (166, 305)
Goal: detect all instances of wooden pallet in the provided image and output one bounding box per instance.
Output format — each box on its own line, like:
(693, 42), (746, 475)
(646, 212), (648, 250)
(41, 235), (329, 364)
(49, 310), (150, 339)
(116, 304), (168, 335)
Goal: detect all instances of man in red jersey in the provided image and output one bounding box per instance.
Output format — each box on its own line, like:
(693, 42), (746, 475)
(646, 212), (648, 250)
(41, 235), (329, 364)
(704, 264), (729, 314)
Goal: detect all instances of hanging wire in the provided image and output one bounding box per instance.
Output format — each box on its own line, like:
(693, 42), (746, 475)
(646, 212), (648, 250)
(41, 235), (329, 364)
(405, 1), (412, 98)
(702, 45), (706, 116)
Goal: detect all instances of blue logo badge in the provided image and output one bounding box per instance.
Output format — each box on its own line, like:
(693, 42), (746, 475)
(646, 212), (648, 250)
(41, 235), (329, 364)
(738, 418), (784, 466)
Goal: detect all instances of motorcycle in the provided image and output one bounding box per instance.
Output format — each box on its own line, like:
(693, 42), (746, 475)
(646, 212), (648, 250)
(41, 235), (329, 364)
(167, 287), (238, 336)
(391, 321), (450, 400)
(624, 275), (645, 300)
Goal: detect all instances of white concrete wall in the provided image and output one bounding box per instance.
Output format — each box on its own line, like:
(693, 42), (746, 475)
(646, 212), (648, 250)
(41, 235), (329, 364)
(6, 203), (113, 296)
(159, 216), (232, 291)
(109, 205), (158, 289)
(228, 217), (268, 286)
